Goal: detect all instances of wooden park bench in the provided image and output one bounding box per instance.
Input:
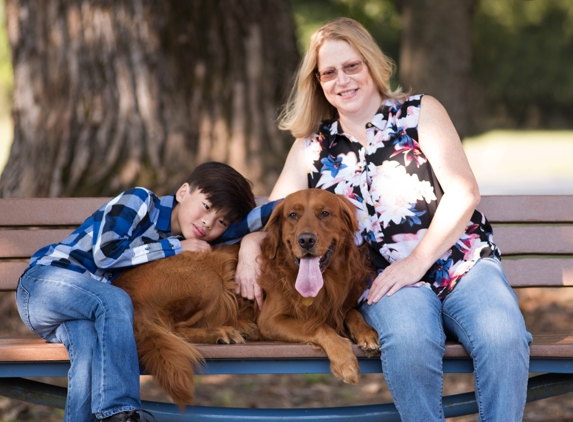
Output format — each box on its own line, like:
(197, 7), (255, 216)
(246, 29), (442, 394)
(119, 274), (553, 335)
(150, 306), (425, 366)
(1, 195), (573, 421)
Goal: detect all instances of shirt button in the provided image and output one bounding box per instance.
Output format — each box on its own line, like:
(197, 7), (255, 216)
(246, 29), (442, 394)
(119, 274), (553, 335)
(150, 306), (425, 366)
(366, 122), (373, 128)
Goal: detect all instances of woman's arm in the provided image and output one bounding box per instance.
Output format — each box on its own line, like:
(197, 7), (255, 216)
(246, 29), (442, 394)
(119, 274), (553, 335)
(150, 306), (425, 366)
(235, 138), (309, 308)
(366, 95), (480, 304)
(268, 138), (309, 200)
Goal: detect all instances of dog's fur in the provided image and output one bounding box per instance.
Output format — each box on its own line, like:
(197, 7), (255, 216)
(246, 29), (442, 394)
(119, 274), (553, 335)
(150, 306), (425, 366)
(114, 188), (378, 407)
(113, 244), (259, 408)
(257, 189), (379, 384)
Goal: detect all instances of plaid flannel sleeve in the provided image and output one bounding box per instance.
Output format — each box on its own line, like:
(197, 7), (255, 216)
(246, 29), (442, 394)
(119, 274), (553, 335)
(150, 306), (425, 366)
(214, 199), (280, 246)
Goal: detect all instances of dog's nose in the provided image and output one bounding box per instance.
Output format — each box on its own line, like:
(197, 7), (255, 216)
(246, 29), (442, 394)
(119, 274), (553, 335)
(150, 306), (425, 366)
(298, 233), (317, 250)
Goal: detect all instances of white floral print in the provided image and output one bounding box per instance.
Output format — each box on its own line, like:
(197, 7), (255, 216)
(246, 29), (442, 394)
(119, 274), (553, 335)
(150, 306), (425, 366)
(305, 95), (500, 299)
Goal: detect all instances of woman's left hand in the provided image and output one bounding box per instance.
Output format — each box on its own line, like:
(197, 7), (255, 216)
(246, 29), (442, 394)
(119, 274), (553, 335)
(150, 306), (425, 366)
(366, 255), (428, 304)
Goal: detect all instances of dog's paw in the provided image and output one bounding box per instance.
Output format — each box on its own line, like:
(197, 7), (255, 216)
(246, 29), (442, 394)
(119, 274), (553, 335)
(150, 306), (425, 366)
(214, 326), (246, 344)
(239, 322), (260, 341)
(308, 342), (325, 352)
(354, 327), (380, 357)
(331, 357), (360, 385)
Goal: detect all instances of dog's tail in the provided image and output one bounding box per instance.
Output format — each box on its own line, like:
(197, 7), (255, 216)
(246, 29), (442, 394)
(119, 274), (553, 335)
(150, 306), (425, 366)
(135, 318), (204, 409)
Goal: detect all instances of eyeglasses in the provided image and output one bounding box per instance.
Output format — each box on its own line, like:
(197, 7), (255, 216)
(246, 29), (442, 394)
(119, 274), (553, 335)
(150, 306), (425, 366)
(316, 60), (367, 83)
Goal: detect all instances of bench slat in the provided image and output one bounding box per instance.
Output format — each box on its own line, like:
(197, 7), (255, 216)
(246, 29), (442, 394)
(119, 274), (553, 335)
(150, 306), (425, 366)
(503, 258), (573, 287)
(3, 226), (573, 260)
(0, 198), (109, 227)
(494, 226), (573, 255)
(0, 196), (572, 227)
(3, 258), (573, 292)
(478, 195), (573, 224)
(0, 229), (74, 258)
(0, 262), (27, 291)
(1, 334), (571, 363)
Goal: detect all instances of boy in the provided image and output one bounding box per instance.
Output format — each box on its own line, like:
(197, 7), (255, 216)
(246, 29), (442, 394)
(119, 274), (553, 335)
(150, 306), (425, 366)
(15, 162), (256, 422)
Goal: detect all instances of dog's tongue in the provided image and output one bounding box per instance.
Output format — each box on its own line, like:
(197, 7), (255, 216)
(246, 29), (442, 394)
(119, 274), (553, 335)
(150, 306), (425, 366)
(295, 256), (324, 298)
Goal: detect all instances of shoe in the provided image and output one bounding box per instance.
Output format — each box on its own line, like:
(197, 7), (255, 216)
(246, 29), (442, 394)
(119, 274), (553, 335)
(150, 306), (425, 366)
(101, 409), (157, 422)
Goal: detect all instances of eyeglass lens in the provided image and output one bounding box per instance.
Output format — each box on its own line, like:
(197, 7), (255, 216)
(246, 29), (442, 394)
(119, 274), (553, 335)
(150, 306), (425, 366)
(318, 61), (364, 82)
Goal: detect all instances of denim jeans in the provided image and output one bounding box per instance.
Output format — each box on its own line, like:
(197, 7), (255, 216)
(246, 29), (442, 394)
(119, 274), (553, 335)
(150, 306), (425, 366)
(359, 258), (532, 422)
(16, 265), (141, 421)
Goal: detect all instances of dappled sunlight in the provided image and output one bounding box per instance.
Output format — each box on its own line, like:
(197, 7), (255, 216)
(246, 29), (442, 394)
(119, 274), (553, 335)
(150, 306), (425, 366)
(0, 115), (12, 172)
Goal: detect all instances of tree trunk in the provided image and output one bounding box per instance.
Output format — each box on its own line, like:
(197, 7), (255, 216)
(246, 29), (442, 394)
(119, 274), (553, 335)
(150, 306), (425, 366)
(397, 0), (476, 139)
(0, 0), (299, 198)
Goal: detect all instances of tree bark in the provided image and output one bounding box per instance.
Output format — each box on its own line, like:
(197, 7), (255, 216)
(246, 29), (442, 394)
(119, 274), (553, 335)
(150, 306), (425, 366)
(397, 0), (476, 139)
(0, 0), (299, 198)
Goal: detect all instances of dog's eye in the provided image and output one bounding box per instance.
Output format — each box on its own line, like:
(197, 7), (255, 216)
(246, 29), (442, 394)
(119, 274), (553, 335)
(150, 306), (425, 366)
(320, 211), (330, 218)
(288, 212), (298, 220)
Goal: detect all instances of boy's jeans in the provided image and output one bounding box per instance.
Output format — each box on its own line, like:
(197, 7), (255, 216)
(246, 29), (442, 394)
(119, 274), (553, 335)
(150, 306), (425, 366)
(16, 265), (141, 422)
(359, 258), (532, 422)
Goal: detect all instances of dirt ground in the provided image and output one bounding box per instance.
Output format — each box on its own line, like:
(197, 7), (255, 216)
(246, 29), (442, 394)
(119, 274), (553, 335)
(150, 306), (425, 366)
(1, 287), (573, 422)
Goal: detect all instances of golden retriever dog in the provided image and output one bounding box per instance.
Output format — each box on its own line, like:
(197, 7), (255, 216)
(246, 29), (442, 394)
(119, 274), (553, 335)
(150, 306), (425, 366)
(113, 244), (259, 408)
(257, 189), (379, 384)
(114, 188), (378, 408)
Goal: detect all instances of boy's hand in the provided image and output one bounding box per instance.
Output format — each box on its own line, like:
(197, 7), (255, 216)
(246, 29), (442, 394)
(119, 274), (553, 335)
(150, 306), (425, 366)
(180, 238), (212, 252)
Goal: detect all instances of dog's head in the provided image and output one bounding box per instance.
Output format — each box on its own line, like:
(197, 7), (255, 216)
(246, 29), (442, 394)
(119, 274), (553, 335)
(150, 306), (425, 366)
(263, 189), (359, 301)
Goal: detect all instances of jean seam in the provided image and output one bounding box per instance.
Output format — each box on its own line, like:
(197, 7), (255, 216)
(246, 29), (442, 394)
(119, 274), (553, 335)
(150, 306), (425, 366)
(92, 290), (108, 415)
(62, 322), (74, 422)
(437, 310), (446, 421)
(379, 338), (406, 418)
(442, 310), (485, 420)
(98, 406), (139, 420)
(16, 280), (34, 332)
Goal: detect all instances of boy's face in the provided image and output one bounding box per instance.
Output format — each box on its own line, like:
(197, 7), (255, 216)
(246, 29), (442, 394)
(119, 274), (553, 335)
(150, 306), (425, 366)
(171, 184), (231, 242)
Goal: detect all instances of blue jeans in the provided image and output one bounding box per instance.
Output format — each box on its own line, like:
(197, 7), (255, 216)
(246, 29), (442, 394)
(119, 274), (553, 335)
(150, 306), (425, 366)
(359, 258), (532, 422)
(16, 265), (142, 421)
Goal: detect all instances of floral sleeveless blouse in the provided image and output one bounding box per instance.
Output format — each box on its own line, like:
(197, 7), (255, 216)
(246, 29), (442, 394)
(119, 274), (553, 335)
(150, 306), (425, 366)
(305, 94), (500, 300)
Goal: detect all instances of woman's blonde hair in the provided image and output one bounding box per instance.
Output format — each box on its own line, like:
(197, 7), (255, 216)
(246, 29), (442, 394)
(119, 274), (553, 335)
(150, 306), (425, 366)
(278, 17), (407, 139)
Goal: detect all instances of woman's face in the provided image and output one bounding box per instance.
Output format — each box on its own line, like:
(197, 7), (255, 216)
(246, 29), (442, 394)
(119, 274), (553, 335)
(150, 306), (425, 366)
(317, 39), (382, 121)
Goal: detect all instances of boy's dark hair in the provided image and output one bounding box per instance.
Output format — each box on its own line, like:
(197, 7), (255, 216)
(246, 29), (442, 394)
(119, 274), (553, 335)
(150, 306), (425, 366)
(185, 162), (256, 223)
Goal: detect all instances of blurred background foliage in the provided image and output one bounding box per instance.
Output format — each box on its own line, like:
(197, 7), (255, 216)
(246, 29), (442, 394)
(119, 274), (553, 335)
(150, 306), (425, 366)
(0, 0), (11, 117)
(0, 0), (572, 136)
(292, 0), (573, 135)
(471, 0), (573, 132)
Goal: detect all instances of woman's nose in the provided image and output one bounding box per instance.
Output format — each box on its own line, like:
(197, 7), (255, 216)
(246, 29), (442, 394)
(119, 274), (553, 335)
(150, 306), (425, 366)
(336, 69), (351, 84)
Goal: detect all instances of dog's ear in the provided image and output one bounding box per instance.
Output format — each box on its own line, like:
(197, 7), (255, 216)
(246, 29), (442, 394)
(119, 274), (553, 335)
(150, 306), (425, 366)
(337, 195), (359, 235)
(262, 199), (285, 260)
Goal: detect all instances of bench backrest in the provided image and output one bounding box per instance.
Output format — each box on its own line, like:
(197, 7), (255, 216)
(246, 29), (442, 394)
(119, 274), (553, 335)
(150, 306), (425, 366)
(1, 195), (573, 291)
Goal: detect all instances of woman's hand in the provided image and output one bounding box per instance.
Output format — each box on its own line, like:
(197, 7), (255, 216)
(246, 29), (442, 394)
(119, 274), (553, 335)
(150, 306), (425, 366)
(366, 255), (428, 304)
(367, 95), (481, 305)
(235, 231), (267, 309)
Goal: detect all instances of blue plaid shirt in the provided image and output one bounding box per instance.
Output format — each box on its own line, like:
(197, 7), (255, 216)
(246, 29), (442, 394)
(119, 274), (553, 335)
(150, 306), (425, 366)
(214, 200), (278, 246)
(29, 188), (182, 283)
(29, 187), (279, 283)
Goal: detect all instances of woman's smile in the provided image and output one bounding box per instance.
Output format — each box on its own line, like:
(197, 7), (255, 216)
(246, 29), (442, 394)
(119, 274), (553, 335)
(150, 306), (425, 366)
(317, 39), (381, 121)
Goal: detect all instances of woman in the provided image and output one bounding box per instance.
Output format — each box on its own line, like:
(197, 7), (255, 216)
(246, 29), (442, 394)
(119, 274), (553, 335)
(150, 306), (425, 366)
(236, 17), (531, 421)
